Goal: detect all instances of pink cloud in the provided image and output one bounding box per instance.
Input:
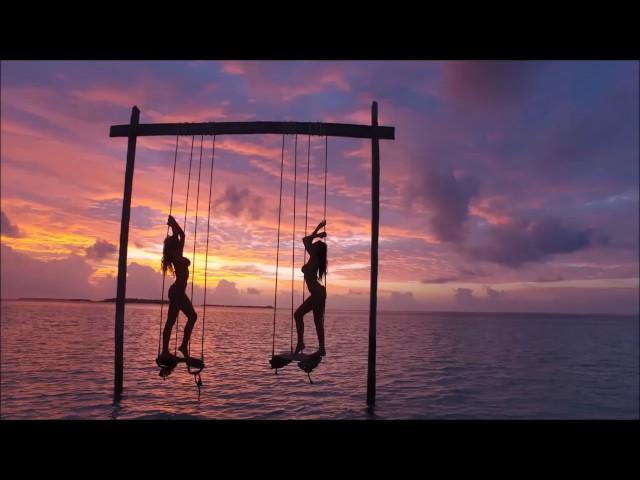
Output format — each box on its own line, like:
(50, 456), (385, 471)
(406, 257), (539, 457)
(220, 61), (351, 101)
(145, 107), (230, 123)
(1, 119), (51, 139)
(221, 61), (246, 75)
(72, 85), (147, 108)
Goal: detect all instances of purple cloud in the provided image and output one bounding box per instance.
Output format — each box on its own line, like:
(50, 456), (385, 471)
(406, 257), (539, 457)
(454, 288), (477, 307)
(422, 276), (459, 284)
(467, 217), (593, 267)
(85, 239), (117, 260)
(381, 291), (418, 310)
(484, 285), (506, 300)
(209, 280), (240, 304)
(409, 165), (479, 242)
(1, 243), (94, 299)
(87, 199), (164, 230)
(445, 61), (545, 109)
(534, 275), (565, 283)
(215, 185), (263, 220)
(422, 267), (479, 284)
(1, 211), (22, 237)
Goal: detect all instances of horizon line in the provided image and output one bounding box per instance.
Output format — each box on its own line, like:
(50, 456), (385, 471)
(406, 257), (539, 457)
(1, 297), (637, 317)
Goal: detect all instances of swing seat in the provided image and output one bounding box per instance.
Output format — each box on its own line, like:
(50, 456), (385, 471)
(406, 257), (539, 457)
(183, 357), (205, 370)
(298, 354), (322, 373)
(156, 354), (179, 369)
(270, 355), (293, 370)
(270, 351), (322, 371)
(156, 354), (205, 370)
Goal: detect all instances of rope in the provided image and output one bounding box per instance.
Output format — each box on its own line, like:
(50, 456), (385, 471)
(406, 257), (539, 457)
(323, 136), (328, 325)
(190, 137), (204, 304)
(272, 135), (285, 358)
(202, 135), (216, 361)
(183, 137), (195, 229)
(324, 136), (328, 229)
(176, 136), (195, 354)
(158, 135), (180, 355)
(187, 136), (204, 358)
(290, 135), (298, 353)
(302, 135), (311, 303)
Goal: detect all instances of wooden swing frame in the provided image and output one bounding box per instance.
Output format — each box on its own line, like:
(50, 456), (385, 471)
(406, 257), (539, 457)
(109, 102), (395, 408)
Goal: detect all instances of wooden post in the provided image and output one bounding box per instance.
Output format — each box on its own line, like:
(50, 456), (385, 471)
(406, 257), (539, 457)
(114, 106), (139, 401)
(367, 101), (380, 408)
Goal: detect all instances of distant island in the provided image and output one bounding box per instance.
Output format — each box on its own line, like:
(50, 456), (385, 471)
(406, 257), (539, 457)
(1, 297), (272, 308)
(2, 299), (632, 316)
(16, 297), (93, 303)
(100, 298), (273, 308)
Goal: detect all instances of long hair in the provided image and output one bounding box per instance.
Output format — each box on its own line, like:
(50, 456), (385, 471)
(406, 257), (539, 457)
(314, 240), (327, 281)
(161, 235), (177, 276)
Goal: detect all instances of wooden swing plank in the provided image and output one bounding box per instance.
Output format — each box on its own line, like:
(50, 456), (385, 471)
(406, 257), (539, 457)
(110, 121), (395, 140)
(156, 355), (204, 369)
(270, 351), (323, 375)
(274, 351), (321, 362)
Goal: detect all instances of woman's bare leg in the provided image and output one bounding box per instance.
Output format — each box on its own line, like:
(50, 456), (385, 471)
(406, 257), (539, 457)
(294, 296), (315, 354)
(162, 302), (180, 356)
(179, 295), (198, 357)
(312, 298), (326, 356)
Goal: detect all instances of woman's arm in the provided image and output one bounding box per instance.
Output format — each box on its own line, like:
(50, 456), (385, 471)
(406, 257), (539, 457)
(168, 216), (185, 249)
(312, 220), (326, 235)
(303, 235), (314, 254)
(303, 220), (327, 254)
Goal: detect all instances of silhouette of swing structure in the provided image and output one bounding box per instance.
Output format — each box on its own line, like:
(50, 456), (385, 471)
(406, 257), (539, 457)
(109, 102), (395, 407)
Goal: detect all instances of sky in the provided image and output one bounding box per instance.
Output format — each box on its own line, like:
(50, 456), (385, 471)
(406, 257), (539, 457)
(1, 60), (638, 314)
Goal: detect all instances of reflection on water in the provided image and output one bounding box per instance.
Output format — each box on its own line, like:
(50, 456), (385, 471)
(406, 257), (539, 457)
(1, 301), (638, 419)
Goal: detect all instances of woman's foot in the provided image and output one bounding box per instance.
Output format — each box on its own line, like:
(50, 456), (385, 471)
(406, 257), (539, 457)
(159, 350), (177, 360)
(318, 347), (326, 357)
(178, 344), (189, 358)
(294, 342), (306, 355)
(157, 351), (178, 368)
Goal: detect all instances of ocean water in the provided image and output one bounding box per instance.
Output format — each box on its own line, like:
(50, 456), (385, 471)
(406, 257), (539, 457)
(1, 300), (638, 419)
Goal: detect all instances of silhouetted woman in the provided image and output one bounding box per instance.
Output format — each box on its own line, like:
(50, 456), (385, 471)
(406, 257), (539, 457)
(159, 215), (198, 362)
(294, 220), (327, 357)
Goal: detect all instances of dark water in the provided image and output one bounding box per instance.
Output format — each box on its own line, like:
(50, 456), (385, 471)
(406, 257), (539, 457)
(1, 301), (638, 419)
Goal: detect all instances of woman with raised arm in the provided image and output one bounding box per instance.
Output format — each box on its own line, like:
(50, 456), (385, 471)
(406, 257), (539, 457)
(158, 215), (198, 363)
(294, 219), (328, 357)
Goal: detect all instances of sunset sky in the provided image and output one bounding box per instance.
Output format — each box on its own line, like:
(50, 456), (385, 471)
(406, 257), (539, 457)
(1, 60), (638, 314)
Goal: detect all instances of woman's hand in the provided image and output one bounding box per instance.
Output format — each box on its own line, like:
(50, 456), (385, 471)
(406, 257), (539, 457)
(313, 220), (326, 234)
(317, 232), (327, 239)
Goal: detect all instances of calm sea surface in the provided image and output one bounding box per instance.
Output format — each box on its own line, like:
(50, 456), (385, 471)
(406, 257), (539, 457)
(1, 301), (638, 419)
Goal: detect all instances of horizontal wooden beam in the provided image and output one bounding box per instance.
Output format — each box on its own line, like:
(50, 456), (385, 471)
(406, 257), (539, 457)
(109, 121), (395, 140)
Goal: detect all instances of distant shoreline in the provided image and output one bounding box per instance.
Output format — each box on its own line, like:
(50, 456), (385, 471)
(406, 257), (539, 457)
(4, 297), (273, 309)
(13, 298), (93, 303)
(100, 298), (274, 308)
(0, 298), (635, 316)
